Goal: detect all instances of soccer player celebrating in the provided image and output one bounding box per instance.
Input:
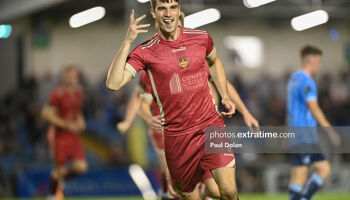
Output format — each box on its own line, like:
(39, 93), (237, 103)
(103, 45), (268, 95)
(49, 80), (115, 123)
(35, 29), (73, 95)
(287, 45), (340, 200)
(42, 66), (88, 200)
(106, 0), (238, 199)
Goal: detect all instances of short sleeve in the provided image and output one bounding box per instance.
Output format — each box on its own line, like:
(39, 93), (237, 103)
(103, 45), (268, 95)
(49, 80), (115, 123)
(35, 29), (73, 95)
(139, 71), (153, 99)
(126, 46), (146, 77)
(206, 33), (215, 57)
(301, 79), (317, 102)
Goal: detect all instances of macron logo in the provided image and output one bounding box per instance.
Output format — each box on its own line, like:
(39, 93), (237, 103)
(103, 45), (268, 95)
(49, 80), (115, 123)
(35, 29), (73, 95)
(172, 47), (186, 53)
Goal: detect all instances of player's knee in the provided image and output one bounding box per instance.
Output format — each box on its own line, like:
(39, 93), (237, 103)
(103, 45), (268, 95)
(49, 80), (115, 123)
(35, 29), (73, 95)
(318, 163), (331, 178)
(73, 161), (88, 174)
(206, 185), (220, 198)
(54, 166), (67, 178)
(207, 189), (220, 198)
(219, 185), (237, 200)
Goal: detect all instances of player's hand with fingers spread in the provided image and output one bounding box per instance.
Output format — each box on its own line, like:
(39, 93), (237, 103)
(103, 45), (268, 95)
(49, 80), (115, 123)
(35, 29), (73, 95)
(124, 9), (150, 44)
(221, 97), (236, 118)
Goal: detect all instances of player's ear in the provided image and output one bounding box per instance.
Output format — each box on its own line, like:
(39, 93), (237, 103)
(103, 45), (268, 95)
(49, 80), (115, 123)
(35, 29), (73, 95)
(150, 9), (156, 19)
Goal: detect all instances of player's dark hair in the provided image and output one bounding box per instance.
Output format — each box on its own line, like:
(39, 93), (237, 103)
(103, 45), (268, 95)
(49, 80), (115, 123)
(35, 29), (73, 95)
(150, 0), (180, 10)
(300, 45), (322, 59)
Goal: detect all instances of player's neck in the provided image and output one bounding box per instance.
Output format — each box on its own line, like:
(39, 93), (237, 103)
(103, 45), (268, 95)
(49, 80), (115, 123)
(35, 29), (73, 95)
(62, 83), (77, 91)
(302, 68), (312, 76)
(158, 26), (181, 41)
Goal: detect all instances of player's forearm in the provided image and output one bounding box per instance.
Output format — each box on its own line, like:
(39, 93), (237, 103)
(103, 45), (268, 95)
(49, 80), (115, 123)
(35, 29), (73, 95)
(312, 108), (331, 127)
(308, 103), (331, 127)
(41, 106), (68, 129)
(209, 58), (229, 99)
(227, 82), (249, 115)
(124, 89), (141, 124)
(138, 99), (153, 125)
(77, 113), (86, 130)
(106, 41), (132, 90)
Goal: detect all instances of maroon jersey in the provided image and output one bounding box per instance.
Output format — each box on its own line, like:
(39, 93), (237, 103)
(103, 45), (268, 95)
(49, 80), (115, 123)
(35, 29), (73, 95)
(127, 27), (221, 136)
(49, 86), (83, 135)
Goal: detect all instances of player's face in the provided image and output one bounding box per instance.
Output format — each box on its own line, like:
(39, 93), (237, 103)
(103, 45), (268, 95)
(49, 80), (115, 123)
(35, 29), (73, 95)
(63, 68), (79, 86)
(152, 0), (180, 34)
(309, 55), (322, 73)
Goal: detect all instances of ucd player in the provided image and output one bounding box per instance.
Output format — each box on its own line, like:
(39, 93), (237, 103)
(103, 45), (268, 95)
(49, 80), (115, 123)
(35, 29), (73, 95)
(287, 45), (340, 200)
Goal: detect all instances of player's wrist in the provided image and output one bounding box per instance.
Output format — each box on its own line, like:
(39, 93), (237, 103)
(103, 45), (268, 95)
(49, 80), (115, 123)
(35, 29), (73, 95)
(221, 96), (230, 102)
(124, 37), (134, 46)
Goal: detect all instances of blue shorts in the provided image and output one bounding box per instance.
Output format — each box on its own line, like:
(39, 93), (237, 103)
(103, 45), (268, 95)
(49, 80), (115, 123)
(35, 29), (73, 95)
(291, 153), (326, 166)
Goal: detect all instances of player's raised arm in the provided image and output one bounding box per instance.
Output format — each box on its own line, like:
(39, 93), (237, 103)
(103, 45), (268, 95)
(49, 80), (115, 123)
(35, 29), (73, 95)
(307, 100), (340, 146)
(207, 47), (236, 118)
(106, 9), (150, 91)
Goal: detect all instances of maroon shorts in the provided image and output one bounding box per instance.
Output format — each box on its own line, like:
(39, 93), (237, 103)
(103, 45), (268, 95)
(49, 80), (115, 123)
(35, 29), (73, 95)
(164, 120), (235, 194)
(54, 132), (85, 165)
(202, 169), (214, 180)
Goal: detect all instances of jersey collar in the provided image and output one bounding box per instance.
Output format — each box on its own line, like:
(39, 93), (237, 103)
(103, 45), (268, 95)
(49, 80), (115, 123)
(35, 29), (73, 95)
(157, 26), (183, 44)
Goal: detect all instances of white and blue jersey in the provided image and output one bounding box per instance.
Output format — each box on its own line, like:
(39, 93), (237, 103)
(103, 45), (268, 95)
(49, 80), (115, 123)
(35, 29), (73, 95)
(287, 70), (318, 146)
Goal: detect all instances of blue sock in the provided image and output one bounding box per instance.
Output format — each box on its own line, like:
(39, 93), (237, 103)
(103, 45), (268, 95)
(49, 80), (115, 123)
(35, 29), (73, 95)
(289, 183), (303, 200)
(302, 173), (324, 200)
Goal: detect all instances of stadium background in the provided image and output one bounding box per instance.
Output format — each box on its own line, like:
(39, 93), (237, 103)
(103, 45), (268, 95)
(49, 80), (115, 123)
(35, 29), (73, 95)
(0, 0), (349, 199)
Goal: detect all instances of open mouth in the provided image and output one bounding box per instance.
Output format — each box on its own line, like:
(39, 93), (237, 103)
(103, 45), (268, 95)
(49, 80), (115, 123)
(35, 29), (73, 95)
(163, 19), (174, 26)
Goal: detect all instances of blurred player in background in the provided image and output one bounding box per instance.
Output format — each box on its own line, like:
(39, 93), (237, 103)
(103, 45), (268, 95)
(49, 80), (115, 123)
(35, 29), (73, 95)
(42, 66), (88, 200)
(287, 45), (340, 200)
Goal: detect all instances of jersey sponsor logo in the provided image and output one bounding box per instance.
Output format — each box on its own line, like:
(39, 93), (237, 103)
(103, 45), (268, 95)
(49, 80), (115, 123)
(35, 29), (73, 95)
(172, 46), (186, 53)
(169, 71), (208, 94)
(170, 73), (183, 94)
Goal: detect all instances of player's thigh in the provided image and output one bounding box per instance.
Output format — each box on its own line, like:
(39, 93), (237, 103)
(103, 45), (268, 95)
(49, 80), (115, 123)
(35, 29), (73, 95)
(290, 165), (308, 185)
(211, 167), (237, 193)
(72, 159), (88, 173)
(203, 178), (220, 198)
(312, 160), (331, 178)
(154, 147), (168, 172)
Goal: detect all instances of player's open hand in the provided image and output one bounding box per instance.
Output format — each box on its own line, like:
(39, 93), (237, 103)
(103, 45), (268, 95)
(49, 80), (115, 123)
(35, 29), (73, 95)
(221, 98), (236, 118)
(125, 9), (150, 44)
(150, 115), (163, 132)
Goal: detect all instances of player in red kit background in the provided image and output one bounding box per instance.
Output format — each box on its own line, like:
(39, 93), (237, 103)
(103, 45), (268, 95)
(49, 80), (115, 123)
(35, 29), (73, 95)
(106, 0), (238, 199)
(42, 66), (88, 200)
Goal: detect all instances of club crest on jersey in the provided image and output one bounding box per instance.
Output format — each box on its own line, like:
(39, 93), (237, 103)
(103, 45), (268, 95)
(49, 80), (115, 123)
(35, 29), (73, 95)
(178, 56), (189, 68)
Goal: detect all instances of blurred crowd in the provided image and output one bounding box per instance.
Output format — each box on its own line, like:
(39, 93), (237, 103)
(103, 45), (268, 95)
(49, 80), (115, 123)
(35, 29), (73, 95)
(0, 66), (349, 195)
